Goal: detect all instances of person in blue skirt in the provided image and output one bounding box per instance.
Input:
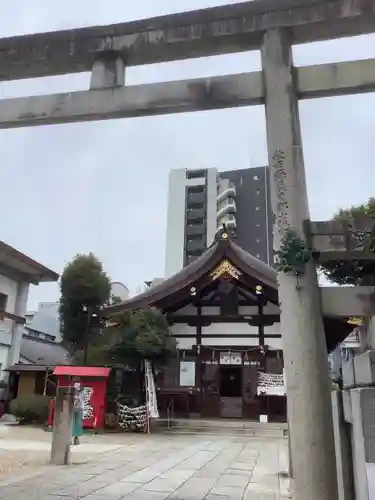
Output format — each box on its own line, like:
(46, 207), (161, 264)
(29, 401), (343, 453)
(72, 381), (84, 445)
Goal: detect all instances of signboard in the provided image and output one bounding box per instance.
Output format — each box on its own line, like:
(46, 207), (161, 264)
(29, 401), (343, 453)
(257, 372), (286, 396)
(220, 352), (242, 365)
(180, 361), (196, 387)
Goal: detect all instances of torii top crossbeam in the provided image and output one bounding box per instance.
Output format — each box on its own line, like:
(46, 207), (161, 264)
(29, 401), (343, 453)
(0, 0), (374, 81)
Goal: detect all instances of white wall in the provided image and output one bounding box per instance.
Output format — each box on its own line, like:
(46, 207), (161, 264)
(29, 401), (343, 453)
(0, 345), (9, 380)
(171, 324), (196, 335)
(173, 303), (280, 316)
(0, 274), (18, 317)
(177, 338), (195, 349)
(26, 304), (61, 342)
(165, 169), (187, 278)
(202, 322), (258, 337)
(38, 301), (59, 318)
(7, 281), (29, 370)
(0, 274), (30, 379)
(165, 168), (219, 276)
(171, 322), (282, 350)
(0, 274), (18, 358)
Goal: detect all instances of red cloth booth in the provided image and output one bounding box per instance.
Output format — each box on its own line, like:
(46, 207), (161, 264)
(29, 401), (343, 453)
(49, 366), (111, 430)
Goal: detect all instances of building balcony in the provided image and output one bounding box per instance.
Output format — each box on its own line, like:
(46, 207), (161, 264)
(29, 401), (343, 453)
(186, 239), (206, 253)
(185, 254), (199, 265)
(216, 214), (237, 233)
(0, 327), (11, 347)
(217, 200), (236, 219)
(186, 192), (205, 205)
(186, 208), (205, 221)
(186, 224), (206, 236)
(217, 185), (236, 203)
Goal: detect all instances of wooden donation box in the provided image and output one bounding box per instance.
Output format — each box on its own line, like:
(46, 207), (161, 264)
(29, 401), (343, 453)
(49, 366), (111, 429)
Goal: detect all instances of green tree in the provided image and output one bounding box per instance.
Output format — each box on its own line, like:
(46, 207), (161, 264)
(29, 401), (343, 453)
(132, 308), (177, 364)
(321, 197), (375, 285)
(59, 253), (111, 350)
(85, 307), (177, 368)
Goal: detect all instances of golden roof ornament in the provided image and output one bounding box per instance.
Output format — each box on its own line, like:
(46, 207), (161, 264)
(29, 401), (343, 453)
(210, 259), (242, 281)
(347, 316), (362, 326)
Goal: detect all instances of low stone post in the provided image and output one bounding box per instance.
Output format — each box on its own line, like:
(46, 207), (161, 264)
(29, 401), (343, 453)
(50, 386), (75, 465)
(287, 423), (293, 477)
(331, 390), (354, 500)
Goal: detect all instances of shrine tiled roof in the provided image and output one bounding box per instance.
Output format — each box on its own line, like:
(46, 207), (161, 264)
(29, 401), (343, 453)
(105, 231), (278, 315)
(102, 231), (355, 352)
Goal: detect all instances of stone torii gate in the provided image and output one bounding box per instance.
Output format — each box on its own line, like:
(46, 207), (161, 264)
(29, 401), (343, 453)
(1, 1), (375, 498)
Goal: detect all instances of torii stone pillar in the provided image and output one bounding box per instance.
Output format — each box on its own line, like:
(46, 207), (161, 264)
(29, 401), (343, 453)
(90, 51), (125, 90)
(261, 29), (338, 500)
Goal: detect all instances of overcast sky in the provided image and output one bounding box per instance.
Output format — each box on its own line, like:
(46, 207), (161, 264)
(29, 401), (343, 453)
(1, 0), (375, 309)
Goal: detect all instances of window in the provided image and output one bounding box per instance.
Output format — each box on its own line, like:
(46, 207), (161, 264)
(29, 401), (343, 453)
(255, 205), (260, 211)
(27, 330), (40, 338)
(253, 175), (259, 180)
(187, 214), (205, 225)
(186, 234), (204, 241)
(187, 186), (205, 194)
(217, 197), (235, 211)
(187, 204), (204, 211)
(255, 188), (260, 195)
(187, 218), (204, 225)
(255, 238), (261, 243)
(186, 248), (204, 257)
(256, 253), (261, 258)
(186, 170), (206, 179)
(0, 293), (7, 312)
(187, 202), (204, 210)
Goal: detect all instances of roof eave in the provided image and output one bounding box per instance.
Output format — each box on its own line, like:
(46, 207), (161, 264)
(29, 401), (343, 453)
(0, 241), (59, 283)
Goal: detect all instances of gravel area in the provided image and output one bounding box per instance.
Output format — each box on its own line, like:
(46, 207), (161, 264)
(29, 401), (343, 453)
(0, 425), (133, 485)
(0, 449), (49, 483)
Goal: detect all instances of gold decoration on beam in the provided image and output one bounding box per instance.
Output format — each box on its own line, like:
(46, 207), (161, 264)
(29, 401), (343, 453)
(347, 316), (363, 326)
(210, 259), (242, 281)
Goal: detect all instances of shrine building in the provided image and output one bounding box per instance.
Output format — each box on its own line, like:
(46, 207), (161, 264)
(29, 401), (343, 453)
(105, 231), (353, 423)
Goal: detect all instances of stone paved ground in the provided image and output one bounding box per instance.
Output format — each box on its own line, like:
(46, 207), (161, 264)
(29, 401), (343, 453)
(0, 434), (291, 499)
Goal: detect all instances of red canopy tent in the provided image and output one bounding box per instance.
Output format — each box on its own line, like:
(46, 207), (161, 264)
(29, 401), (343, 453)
(48, 366), (111, 430)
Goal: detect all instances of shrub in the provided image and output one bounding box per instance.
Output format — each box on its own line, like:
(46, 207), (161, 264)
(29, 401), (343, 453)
(9, 394), (51, 424)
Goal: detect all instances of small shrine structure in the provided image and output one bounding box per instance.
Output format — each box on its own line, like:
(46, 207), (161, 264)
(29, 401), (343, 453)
(105, 231), (353, 422)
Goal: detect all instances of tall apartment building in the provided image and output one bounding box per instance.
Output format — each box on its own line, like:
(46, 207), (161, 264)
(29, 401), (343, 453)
(165, 167), (273, 277)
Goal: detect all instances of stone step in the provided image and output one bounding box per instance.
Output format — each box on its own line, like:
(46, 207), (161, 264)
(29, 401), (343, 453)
(155, 418), (288, 438)
(161, 428), (286, 438)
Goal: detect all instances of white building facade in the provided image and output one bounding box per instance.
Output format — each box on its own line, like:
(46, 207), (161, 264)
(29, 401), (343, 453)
(165, 166), (272, 278)
(0, 242), (58, 380)
(25, 301), (61, 343)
